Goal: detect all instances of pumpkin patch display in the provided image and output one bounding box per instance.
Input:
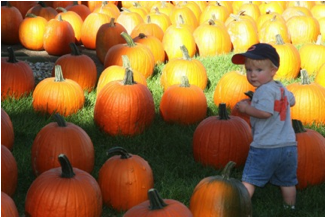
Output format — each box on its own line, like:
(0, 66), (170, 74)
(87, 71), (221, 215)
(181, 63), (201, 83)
(1, 108), (14, 151)
(32, 65), (85, 117)
(292, 120), (325, 190)
(98, 147), (154, 211)
(160, 45), (208, 91)
(1, 145), (18, 197)
(160, 75), (207, 125)
(94, 68), (155, 136)
(193, 103), (252, 169)
(286, 70), (325, 126)
(31, 113), (95, 176)
(53, 43), (97, 92)
(189, 161), (252, 217)
(124, 188), (193, 217)
(1, 47), (35, 101)
(25, 154), (102, 217)
(1, 191), (19, 217)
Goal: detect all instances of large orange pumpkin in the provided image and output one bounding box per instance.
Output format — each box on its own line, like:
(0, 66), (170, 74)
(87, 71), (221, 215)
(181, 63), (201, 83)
(124, 188), (193, 217)
(1, 145), (18, 197)
(94, 68), (155, 136)
(25, 154), (102, 217)
(31, 113), (94, 176)
(116, 7), (144, 34)
(1, 2), (23, 45)
(193, 103), (252, 169)
(53, 43), (98, 92)
(1, 192), (19, 217)
(292, 120), (325, 190)
(130, 16), (164, 41)
(98, 147), (154, 211)
(160, 75), (207, 125)
(189, 161), (252, 217)
(32, 65), (85, 116)
(286, 70), (325, 126)
(1, 108), (14, 151)
(8, 1), (38, 17)
(1, 47), (35, 100)
(258, 15), (290, 44)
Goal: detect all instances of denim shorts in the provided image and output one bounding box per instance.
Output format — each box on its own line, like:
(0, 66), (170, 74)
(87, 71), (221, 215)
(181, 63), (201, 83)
(242, 146), (298, 187)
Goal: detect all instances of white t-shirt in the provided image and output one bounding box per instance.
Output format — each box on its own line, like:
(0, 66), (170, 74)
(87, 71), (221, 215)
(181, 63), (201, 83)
(250, 80), (297, 148)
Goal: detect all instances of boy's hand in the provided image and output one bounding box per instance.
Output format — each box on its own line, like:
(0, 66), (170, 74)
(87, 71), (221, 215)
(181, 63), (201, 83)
(236, 100), (249, 113)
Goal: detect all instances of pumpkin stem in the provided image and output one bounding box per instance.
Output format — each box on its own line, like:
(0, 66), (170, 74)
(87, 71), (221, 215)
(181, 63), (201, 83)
(54, 65), (65, 82)
(275, 34), (285, 45)
(26, 13), (37, 18)
(300, 70), (310, 85)
(221, 161), (236, 180)
(218, 103), (230, 120)
(316, 35), (322, 45)
(122, 68), (136, 85)
(108, 17), (115, 27)
(180, 45), (191, 61)
(56, 7), (67, 13)
(106, 146), (132, 159)
(148, 188), (168, 210)
(292, 119), (307, 133)
(57, 14), (63, 21)
(6, 47), (18, 63)
(58, 154), (76, 178)
(180, 75), (190, 88)
(244, 91), (254, 100)
(146, 15), (151, 23)
(53, 113), (67, 127)
(69, 43), (82, 56)
(122, 55), (132, 69)
(121, 32), (137, 47)
(38, 1), (47, 7)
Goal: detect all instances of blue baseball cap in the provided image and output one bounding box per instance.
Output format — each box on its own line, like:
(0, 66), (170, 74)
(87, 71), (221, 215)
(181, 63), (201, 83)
(232, 43), (280, 67)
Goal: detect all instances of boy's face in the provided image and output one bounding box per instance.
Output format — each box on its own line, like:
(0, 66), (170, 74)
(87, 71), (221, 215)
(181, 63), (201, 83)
(244, 59), (278, 87)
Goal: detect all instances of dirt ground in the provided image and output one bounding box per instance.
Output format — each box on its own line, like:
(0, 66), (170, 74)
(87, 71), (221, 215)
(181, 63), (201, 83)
(1, 43), (105, 77)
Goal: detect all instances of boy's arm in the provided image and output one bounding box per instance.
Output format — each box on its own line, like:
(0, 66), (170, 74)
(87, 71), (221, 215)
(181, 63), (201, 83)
(237, 101), (272, 119)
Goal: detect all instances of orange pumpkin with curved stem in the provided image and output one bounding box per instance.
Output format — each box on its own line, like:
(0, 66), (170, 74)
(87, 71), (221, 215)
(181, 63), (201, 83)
(124, 189), (193, 217)
(104, 32), (155, 79)
(1, 2), (23, 45)
(170, 4), (198, 29)
(94, 68), (155, 136)
(190, 161), (252, 216)
(1, 47), (35, 100)
(98, 147), (154, 211)
(32, 65), (85, 116)
(25, 154), (102, 217)
(1, 108), (14, 151)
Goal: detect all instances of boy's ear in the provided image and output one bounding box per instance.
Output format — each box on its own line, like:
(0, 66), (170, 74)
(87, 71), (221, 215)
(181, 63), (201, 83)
(271, 67), (278, 77)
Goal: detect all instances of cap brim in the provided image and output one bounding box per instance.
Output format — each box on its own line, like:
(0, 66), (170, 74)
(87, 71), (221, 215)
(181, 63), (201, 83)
(232, 53), (266, 65)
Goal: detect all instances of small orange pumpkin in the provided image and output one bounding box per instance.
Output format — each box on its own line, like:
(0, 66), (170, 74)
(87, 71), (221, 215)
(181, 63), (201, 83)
(32, 65), (85, 116)
(98, 147), (154, 211)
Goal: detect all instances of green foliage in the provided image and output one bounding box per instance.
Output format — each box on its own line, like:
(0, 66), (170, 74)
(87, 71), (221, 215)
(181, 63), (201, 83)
(2, 54), (324, 217)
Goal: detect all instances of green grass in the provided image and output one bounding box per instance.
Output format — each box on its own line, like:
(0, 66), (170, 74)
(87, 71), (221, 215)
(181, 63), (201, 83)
(2, 54), (325, 217)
